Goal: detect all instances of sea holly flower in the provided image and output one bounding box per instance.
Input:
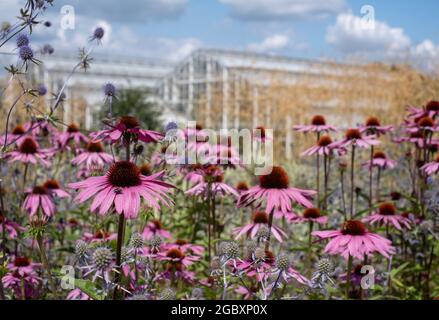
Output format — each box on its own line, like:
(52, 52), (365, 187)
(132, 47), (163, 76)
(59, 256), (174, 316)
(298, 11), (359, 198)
(22, 186), (56, 218)
(293, 115), (337, 133)
(5, 137), (51, 166)
(91, 116), (163, 144)
(72, 142), (114, 170)
(363, 203), (411, 230)
(69, 161), (175, 219)
(238, 166), (315, 213)
(312, 220), (395, 260)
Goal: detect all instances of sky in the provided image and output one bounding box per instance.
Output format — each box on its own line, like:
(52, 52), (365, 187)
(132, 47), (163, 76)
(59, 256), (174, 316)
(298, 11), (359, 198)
(1, 0), (439, 69)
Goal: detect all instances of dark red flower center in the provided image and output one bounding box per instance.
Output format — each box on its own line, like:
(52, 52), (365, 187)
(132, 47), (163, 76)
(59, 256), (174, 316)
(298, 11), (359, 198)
(373, 151), (386, 159)
(418, 117), (435, 128)
(354, 264), (364, 275)
(19, 137), (38, 154)
(175, 239), (188, 246)
(378, 202), (396, 216)
(94, 230), (110, 239)
(68, 218), (78, 225)
(311, 115), (326, 126)
(236, 181), (249, 191)
(341, 220), (366, 236)
(0, 214), (3, 223)
(436, 154), (439, 162)
(410, 132), (424, 139)
(345, 129), (362, 140)
(151, 219), (162, 229)
(318, 135), (332, 147)
(252, 211), (269, 224)
(303, 208), (321, 219)
(86, 142), (104, 153)
(43, 179), (60, 190)
(166, 248), (184, 260)
(365, 117), (381, 127)
(254, 126), (266, 139)
(140, 164), (152, 176)
(108, 161), (141, 187)
(264, 250), (275, 264)
(426, 100), (439, 111)
(259, 166), (289, 189)
(32, 186), (48, 195)
(67, 123), (79, 133)
(390, 191), (401, 201)
(195, 124), (203, 131)
(14, 257), (31, 267)
(12, 125), (25, 135)
(119, 116), (140, 129)
(204, 165), (223, 183)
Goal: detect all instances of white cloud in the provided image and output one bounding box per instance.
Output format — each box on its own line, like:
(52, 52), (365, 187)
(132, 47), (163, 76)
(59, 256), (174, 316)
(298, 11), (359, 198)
(219, 0), (347, 20)
(326, 13), (411, 56)
(248, 34), (289, 52)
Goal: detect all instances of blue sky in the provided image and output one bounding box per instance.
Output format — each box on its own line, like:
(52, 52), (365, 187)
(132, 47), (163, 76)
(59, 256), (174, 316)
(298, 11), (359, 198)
(1, 0), (439, 67)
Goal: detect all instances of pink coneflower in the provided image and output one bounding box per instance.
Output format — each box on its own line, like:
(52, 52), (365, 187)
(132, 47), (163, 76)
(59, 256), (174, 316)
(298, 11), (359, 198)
(183, 164), (205, 186)
(312, 220), (395, 260)
(6, 137), (51, 166)
(156, 247), (199, 283)
(359, 117), (393, 136)
(7, 257), (41, 277)
(0, 124), (27, 145)
(406, 116), (438, 133)
(394, 132), (429, 148)
(235, 285), (261, 300)
(163, 240), (204, 257)
(293, 208), (328, 225)
(185, 166), (238, 198)
(83, 230), (117, 243)
(421, 154), (439, 175)
(301, 135), (336, 156)
(22, 186), (55, 218)
(407, 101), (439, 121)
(362, 151), (397, 170)
(0, 214), (25, 239)
(67, 288), (90, 300)
(72, 142), (114, 170)
(236, 181), (249, 194)
(238, 166), (315, 213)
(58, 123), (89, 148)
(69, 161), (175, 219)
(293, 115), (337, 133)
(43, 179), (70, 198)
(24, 119), (58, 139)
(273, 210), (299, 221)
(91, 116), (163, 144)
(143, 219), (172, 240)
(233, 211), (287, 242)
(363, 203), (411, 230)
(2, 259), (42, 300)
(330, 129), (380, 149)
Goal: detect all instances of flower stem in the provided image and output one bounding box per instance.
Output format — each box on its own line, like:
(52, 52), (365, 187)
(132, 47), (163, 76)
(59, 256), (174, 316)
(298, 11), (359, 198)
(36, 235), (58, 299)
(368, 145), (374, 212)
(316, 132), (321, 209)
(346, 254), (353, 299)
(350, 145), (356, 219)
(264, 211), (274, 252)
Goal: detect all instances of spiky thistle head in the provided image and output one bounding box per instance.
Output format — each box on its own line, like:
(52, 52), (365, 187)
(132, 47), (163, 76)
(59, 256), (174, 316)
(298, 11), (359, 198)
(19, 45), (34, 61)
(315, 258), (333, 274)
(75, 240), (88, 259)
(159, 288), (176, 300)
(92, 247), (113, 271)
(276, 254), (291, 270)
(104, 83), (116, 97)
(16, 34), (29, 47)
(130, 232), (144, 249)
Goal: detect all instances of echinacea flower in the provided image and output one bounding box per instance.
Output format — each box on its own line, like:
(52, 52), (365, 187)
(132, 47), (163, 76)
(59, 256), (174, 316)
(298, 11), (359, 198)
(301, 135), (336, 157)
(394, 131), (428, 148)
(142, 219), (172, 240)
(22, 186), (55, 218)
(0, 214), (25, 239)
(233, 211), (287, 242)
(156, 247), (199, 283)
(185, 166), (238, 198)
(163, 240), (204, 257)
(67, 288), (90, 300)
(312, 220), (395, 260)
(406, 116), (438, 133)
(2, 258), (42, 300)
(293, 208), (328, 225)
(293, 115), (337, 133)
(238, 166), (315, 213)
(0, 124), (26, 145)
(359, 117), (393, 136)
(363, 203), (411, 230)
(6, 137), (51, 166)
(362, 151), (397, 170)
(421, 155), (439, 175)
(43, 179), (70, 198)
(72, 142), (114, 170)
(83, 230), (117, 243)
(406, 101), (439, 121)
(69, 161), (175, 219)
(58, 123), (89, 148)
(91, 116), (163, 144)
(330, 129), (380, 149)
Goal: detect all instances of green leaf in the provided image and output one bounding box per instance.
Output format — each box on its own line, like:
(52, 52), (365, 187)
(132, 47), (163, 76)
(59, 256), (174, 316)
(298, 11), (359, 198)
(74, 279), (106, 300)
